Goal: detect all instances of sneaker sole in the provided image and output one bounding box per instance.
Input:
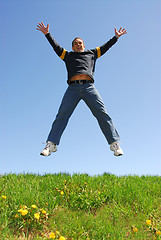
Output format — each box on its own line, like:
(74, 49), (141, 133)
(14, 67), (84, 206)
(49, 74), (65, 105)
(114, 153), (123, 156)
(40, 152), (51, 156)
(40, 149), (57, 156)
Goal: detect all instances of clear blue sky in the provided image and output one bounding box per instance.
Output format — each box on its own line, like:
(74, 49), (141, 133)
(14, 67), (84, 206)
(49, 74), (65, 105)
(1, 0), (161, 176)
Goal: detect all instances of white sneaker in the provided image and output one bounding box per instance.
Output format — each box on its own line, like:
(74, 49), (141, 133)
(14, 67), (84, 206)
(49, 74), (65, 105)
(110, 142), (123, 156)
(40, 141), (57, 156)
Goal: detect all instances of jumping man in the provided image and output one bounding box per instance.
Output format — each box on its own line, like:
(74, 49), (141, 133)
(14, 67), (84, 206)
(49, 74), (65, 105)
(36, 22), (127, 157)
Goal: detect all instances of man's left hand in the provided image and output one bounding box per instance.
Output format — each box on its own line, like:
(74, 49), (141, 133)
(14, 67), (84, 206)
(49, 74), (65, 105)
(115, 27), (127, 38)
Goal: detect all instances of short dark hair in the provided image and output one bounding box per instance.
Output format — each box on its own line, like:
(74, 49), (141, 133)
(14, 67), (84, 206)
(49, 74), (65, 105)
(72, 37), (84, 47)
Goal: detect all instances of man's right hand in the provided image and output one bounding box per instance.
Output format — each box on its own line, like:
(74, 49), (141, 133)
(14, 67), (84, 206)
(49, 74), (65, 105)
(36, 22), (49, 35)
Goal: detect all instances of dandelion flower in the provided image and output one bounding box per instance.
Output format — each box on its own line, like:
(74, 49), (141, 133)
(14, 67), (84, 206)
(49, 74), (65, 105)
(15, 214), (19, 218)
(49, 232), (56, 239)
(60, 191), (64, 195)
(133, 227), (138, 233)
(18, 209), (23, 213)
(2, 195), (7, 200)
(31, 204), (37, 209)
(156, 230), (161, 236)
(21, 209), (28, 216)
(34, 213), (40, 220)
(41, 209), (47, 214)
(146, 220), (151, 226)
(59, 236), (66, 240)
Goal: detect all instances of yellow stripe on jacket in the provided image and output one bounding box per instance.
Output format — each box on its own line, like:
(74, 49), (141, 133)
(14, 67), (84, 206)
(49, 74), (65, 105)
(96, 47), (101, 58)
(60, 49), (67, 60)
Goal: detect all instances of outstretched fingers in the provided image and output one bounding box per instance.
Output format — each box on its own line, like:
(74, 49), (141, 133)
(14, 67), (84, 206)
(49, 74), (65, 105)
(119, 27), (122, 32)
(36, 22), (49, 34)
(122, 28), (127, 34)
(115, 27), (127, 38)
(41, 22), (45, 27)
(36, 22), (42, 31)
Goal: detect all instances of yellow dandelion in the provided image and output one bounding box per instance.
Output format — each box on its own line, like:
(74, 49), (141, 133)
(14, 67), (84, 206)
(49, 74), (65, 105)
(18, 209), (23, 213)
(156, 230), (161, 236)
(146, 220), (151, 226)
(133, 227), (138, 233)
(41, 209), (47, 214)
(49, 232), (56, 239)
(60, 191), (64, 195)
(15, 214), (19, 218)
(34, 213), (40, 220)
(59, 236), (66, 240)
(2, 195), (7, 200)
(31, 204), (37, 209)
(21, 209), (28, 216)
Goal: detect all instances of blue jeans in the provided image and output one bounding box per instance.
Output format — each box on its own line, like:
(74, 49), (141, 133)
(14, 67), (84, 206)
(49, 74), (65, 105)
(47, 83), (120, 145)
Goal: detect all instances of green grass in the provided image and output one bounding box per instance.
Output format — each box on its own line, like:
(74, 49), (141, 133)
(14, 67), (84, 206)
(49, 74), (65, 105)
(0, 173), (161, 239)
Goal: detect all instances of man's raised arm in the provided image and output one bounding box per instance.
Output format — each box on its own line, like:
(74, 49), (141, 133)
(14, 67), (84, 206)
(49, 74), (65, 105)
(96, 27), (127, 58)
(36, 22), (67, 60)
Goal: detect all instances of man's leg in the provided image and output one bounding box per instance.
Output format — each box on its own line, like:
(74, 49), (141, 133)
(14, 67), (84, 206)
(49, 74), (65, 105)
(83, 83), (120, 145)
(47, 85), (81, 145)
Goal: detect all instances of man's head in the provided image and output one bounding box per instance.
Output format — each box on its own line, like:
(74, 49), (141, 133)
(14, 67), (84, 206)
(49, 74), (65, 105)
(72, 37), (85, 52)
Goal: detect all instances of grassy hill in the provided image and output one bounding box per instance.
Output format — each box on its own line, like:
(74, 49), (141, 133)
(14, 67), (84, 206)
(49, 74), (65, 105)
(0, 173), (161, 239)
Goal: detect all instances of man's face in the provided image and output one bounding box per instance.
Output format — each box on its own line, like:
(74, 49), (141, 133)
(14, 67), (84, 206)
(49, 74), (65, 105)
(72, 38), (85, 52)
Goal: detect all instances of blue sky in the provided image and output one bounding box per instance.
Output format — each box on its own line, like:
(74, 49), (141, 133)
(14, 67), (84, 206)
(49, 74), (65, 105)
(1, 0), (161, 176)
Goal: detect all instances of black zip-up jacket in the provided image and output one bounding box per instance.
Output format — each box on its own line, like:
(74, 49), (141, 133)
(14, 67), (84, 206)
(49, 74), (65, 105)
(45, 33), (118, 84)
